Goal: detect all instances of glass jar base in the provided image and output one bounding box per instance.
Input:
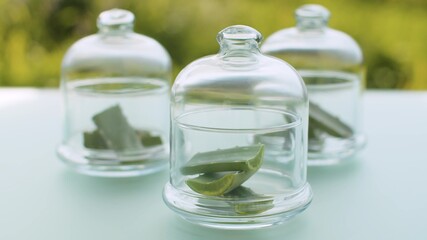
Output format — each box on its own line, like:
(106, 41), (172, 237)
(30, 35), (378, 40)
(162, 182), (313, 229)
(308, 134), (366, 166)
(57, 145), (168, 177)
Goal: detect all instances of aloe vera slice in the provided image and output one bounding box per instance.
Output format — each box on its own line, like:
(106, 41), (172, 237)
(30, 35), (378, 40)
(186, 173), (235, 196)
(186, 170), (257, 196)
(84, 129), (162, 150)
(137, 131), (162, 147)
(309, 101), (353, 138)
(225, 186), (274, 215)
(92, 105), (143, 152)
(181, 145), (264, 175)
(83, 130), (108, 149)
(185, 144), (264, 196)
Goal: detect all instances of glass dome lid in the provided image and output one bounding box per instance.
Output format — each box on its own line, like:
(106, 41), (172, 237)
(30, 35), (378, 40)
(261, 4), (366, 165)
(61, 9), (171, 81)
(57, 9), (172, 177)
(172, 25), (308, 115)
(261, 4), (362, 71)
(164, 25), (312, 229)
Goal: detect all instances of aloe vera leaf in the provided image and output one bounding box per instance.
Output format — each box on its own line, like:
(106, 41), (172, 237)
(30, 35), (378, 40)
(83, 130), (109, 149)
(186, 169), (258, 196)
(185, 145), (264, 196)
(308, 123), (325, 143)
(137, 130), (162, 147)
(309, 101), (353, 138)
(186, 173), (235, 196)
(92, 105), (143, 152)
(225, 186), (274, 215)
(181, 144), (264, 175)
(84, 129), (162, 150)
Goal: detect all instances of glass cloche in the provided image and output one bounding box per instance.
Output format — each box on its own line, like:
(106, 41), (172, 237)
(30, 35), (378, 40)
(163, 25), (312, 229)
(57, 9), (172, 177)
(262, 4), (366, 165)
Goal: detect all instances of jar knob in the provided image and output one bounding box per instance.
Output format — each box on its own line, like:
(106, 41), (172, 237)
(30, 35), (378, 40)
(97, 8), (134, 33)
(295, 4), (330, 30)
(217, 25), (262, 44)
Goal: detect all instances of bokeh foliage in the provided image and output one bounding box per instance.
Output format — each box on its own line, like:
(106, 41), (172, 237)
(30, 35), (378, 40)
(0, 0), (426, 89)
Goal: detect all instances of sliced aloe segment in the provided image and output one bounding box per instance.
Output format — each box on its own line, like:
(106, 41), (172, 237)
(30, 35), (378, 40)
(181, 145), (264, 175)
(186, 173), (235, 196)
(186, 170), (257, 196)
(137, 131), (162, 147)
(84, 129), (162, 150)
(83, 130), (108, 149)
(185, 144), (264, 196)
(309, 101), (353, 138)
(92, 105), (143, 152)
(225, 186), (274, 215)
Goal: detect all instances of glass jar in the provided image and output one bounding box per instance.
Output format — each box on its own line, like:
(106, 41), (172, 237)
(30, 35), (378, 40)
(57, 9), (172, 177)
(261, 4), (366, 165)
(163, 25), (312, 229)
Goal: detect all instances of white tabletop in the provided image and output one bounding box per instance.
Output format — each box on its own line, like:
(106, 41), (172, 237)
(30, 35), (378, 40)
(1, 88), (426, 239)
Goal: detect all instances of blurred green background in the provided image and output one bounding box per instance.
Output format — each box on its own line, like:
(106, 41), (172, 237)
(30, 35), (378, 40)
(0, 0), (426, 89)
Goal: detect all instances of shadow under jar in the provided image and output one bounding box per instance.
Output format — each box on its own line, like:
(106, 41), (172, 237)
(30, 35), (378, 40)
(163, 25), (312, 229)
(57, 9), (172, 177)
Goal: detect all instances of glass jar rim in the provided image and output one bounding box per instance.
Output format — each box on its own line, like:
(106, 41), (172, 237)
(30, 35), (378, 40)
(175, 107), (302, 134)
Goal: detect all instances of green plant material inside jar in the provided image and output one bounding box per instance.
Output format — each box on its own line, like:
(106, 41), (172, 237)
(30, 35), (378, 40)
(182, 144), (264, 196)
(225, 186), (274, 215)
(181, 145), (264, 175)
(83, 105), (162, 151)
(309, 101), (353, 139)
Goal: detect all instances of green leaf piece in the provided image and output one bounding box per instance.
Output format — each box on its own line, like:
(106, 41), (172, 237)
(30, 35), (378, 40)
(83, 130), (108, 149)
(181, 145), (264, 175)
(309, 101), (353, 138)
(225, 186), (274, 215)
(186, 173), (236, 196)
(137, 131), (163, 147)
(184, 145), (264, 196)
(186, 171), (255, 196)
(83, 129), (163, 150)
(92, 105), (143, 152)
